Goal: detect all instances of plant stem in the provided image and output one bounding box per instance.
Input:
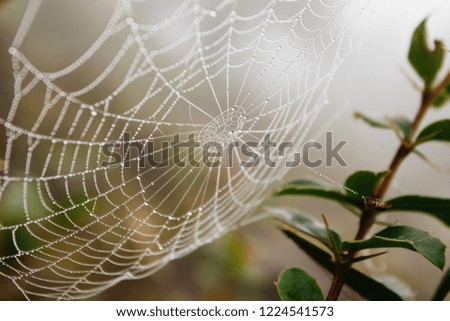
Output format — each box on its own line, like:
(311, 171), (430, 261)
(326, 70), (450, 301)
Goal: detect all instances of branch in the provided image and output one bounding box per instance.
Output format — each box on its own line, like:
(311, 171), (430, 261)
(326, 70), (450, 301)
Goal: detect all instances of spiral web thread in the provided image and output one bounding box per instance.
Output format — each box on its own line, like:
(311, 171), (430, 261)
(0, 0), (370, 300)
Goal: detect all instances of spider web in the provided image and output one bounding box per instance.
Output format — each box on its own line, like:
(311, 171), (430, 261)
(0, 0), (371, 300)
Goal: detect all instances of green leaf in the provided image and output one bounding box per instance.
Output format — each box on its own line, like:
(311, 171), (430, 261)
(342, 226), (446, 270)
(416, 119), (450, 145)
(344, 170), (388, 198)
(385, 195), (450, 227)
(275, 179), (362, 209)
(269, 207), (342, 253)
(283, 230), (404, 300)
(284, 230), (334, 265)
(355, 113), (412, 141)
(277, 268), (324, 301)
(432, 268), (450, 300)
(388, 116), (413, 141)
(408, 18), (445, 88)
(354, 112), (390, 129)
(433, 84), (450, 107)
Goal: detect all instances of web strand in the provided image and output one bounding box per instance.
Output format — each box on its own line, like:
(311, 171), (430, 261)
(0, 0), (371, 300)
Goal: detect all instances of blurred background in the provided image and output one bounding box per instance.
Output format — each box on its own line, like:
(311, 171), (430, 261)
(0, 0), (449, 300)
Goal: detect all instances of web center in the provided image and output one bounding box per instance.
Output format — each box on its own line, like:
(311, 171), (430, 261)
(198, 106), (247, 146)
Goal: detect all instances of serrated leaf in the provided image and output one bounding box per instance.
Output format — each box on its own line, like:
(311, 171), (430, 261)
(269, 207), (342, 253)
(408, 19), (445, 88)
(275, 179), (362, 209)
(416, 119), (450, 145)
(277, 268), (324, 301)
(283, 230), (404, 300)
(344, 171), (388, 198)
(385, 195), (450, 227)
(432, 268), (450, 300)
(342, 226), (446, 270)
